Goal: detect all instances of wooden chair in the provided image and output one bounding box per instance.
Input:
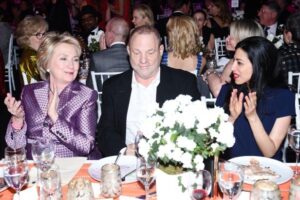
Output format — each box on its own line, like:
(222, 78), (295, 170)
(90, 71), (122, 121)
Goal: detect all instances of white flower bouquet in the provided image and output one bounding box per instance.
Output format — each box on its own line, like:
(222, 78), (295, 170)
(88, 29), (104, 52)
(138, 95), (235, 175)
(267, 34), (284, 49)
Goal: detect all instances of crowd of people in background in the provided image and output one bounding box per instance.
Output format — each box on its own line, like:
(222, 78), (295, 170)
(0, 0), (300, 161)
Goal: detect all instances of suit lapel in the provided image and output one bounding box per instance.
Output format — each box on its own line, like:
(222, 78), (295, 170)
(157, 66), (171, 106)
(58, 82), (80, 112)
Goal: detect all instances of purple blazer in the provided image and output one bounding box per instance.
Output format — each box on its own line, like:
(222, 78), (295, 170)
(5, 81), (98, 158)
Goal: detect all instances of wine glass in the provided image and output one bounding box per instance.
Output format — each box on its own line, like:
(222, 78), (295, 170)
(288, 129), (300, 175)
(3, 161), (29, 200)
(188, 170), (212, 200)
(31, 138), (55, 172)
(39, 164), (62, 200)
(135, 131), (144, 157)
(218, 162), (244, 200)
(136, 157), (156, 200)
(4, 147), (26, 165)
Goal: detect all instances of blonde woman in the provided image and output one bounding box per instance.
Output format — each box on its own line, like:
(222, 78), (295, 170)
(162, 15), (206, 75)
(132, 4), (155, 27)
(15, 15), (48, 85)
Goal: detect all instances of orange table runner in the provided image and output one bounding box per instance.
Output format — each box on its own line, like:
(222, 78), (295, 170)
(0, 164), (295, 200)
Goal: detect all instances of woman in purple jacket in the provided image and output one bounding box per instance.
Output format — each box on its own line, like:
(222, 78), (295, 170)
(4, 32), (99, 159)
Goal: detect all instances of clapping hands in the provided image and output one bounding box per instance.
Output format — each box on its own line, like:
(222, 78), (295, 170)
(229, 89), (258, 123)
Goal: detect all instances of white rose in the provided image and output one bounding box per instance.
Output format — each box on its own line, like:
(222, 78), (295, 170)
(217, 122), (235, 147)
(181, 152), (193, 169)
(177, 136), (196, 151)
(194, 155), (205, 171)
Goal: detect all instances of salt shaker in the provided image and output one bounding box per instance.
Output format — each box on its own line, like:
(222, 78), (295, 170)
(101, 164), (122, 198)
(250, 179), (281, 200)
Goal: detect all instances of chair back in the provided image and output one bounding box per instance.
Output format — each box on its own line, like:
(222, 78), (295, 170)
(4, 34), (15, 93)
(21, 72), (38, 85)
(201, 96), (216, 108)
(214, 37), (227, 63)
(90, 71), (122, 120)
(288, 71), (300, 94)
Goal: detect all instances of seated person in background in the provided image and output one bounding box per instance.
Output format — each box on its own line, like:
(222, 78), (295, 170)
(204, 19), (264, 97)
(97, 25), (200, 157)
(276, 12), (300, 91)
(216, 36), (295, 161)
(15, 15), (48, 85)
(4, 32), (99, 159)
(193, 9), (214, 51)
(132, 4), (155, 28)
(86, 17), (130, 90)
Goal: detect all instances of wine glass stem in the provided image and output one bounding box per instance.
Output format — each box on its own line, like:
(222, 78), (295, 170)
(296, 152), (299, 175)
(145, 184), (150, 200)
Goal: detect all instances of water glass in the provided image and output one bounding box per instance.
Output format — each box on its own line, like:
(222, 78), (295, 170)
(289, 176), (300, 200)
(250, 179), (281, 200)
(188, 170), (212, 200)
(218, 162), (244, 200)
(67, 177), (94, 200)
(39, 164), (62, 200)
(101, 163), (122, 198)
(288, 130), (300, 175)
(3, 161), (29, 200)
(4, 147), (26, 165)
(31, 138), (55, 172)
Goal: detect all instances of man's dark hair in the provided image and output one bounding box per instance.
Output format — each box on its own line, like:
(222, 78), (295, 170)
(79, 5), (99, 19)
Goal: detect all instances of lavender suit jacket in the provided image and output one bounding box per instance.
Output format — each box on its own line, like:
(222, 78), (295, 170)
(5, 81), (98, 158)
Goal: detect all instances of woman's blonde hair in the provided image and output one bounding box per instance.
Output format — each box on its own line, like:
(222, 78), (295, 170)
(167, 15), (202, 59)
(15, 15), (48, 48)
(133, 4), (155, 26)
(37, 32), (81, 80)
(230, 19), (265, 42)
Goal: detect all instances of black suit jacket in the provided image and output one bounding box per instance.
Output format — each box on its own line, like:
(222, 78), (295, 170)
(86, 44), (130, 89)
(97, 65), (200, 156)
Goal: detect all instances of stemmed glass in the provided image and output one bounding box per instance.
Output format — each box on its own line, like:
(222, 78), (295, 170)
(288, 129), (300, 175)
(135, 131), (144, 157)
(4, 147), (26, 165)
(218, 162), (244, 200)
(188, 170), (212, 200)
(3, 160), (29, 200)
(136, 157), (156, 200)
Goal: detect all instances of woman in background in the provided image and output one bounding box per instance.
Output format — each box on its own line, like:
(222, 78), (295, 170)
(216, 36), (295, 160)
(15, 15), (48, 85)
(4, 32), (99, 159)
(204, 19), (264, 97)
(132, 4), (154, 28)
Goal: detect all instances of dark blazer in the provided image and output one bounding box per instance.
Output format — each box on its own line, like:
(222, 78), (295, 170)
(86, 44), (130, 90)
(97, 65), (200, 156)
(5, 81), (98, 158)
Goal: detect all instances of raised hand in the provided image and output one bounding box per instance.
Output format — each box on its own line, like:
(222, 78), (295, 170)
(4, 93), (24, 119)
(47, 84), (58, 122)
(229, 89), (244, 123)
(244, 92), (257, 120)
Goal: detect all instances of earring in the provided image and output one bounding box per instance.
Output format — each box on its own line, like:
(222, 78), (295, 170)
(46, 68), (50, 72)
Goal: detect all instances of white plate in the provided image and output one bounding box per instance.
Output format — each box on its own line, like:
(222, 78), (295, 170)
(88, 155), (137, 184)
(229, 156), (293, 184)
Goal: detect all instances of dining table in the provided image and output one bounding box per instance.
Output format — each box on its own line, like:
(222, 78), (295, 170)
(0, 160), (296, 200)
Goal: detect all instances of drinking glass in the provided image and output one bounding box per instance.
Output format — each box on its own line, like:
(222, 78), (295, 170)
(4, 147), (26, 165)
(288, 130), (300, 175)
(135, 131), (144, 157)
(136, 157), (156, 200)
(31, 138), (55, 172)
(218, 162), (244, 200)
(188, 170), (212, 200)
(3, 161), (29, 200)
(39, 164), (62, 200)
(250, 179), (281, 200)
(101, 163), (122, 198)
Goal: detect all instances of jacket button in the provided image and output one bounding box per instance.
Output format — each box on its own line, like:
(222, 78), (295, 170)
(43, 122), (48, 127)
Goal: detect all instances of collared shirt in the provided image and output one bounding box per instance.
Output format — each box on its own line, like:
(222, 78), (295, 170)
(126, 70), (160, 145)
(267, 22), (278, 36)
(110, 41), (126, 47)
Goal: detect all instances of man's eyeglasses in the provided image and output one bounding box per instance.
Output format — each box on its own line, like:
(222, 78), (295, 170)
(34, 32), (46, 39)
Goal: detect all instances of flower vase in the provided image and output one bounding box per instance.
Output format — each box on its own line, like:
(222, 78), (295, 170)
(156, 168), (194, 200)
(204, 155), (219, 198)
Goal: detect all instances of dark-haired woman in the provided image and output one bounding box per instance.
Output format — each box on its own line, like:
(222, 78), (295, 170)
(216, 36), (295, 160)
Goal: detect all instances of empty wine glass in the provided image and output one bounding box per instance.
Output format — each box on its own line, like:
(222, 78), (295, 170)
(4, 147), (26, 165)
(31, 138), (55, 172)
(188, 170), (212, 200)
(136, 157), (156, 200)
(3, 161), (29, 200)
(218, 162), (244, 200)
(288, 130), (300, 175)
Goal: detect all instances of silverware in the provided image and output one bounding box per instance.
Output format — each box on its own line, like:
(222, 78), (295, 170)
(114, 147), (127, 164)
(121, 169), (136, 181)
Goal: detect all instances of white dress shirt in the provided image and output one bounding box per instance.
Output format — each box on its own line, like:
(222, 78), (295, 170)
(125, 70), (160, 145)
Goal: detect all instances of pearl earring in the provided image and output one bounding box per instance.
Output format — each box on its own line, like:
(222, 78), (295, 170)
(46, 68), (50, 72)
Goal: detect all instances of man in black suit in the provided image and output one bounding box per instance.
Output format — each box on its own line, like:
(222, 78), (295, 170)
(155, 0), (191, 41)
(97, 25), (200, 157)
(86, 17), (130, 89)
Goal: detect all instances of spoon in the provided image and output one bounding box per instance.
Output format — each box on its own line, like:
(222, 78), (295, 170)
(114, 147), (127, 164)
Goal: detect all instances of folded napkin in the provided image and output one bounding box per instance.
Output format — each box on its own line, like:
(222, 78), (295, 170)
(14, 185), (38, 200)
(237, 191), (250, 199)
(55, 157), (87, 186)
